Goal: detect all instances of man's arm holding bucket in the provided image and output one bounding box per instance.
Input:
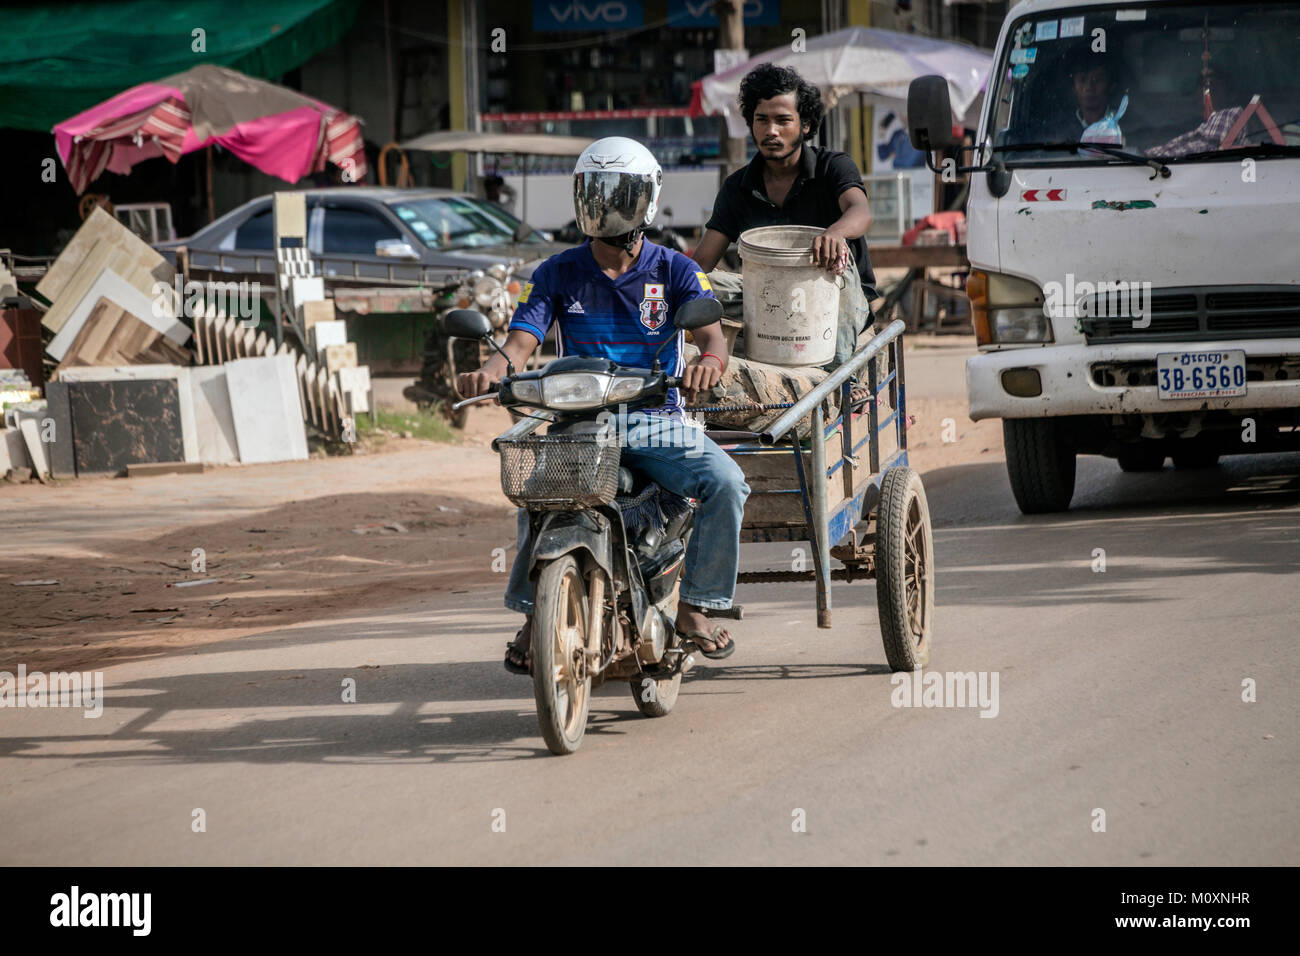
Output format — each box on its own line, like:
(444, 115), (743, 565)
(812, 181), (872, 274)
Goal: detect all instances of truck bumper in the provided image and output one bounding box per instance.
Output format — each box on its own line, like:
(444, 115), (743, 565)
(967, 339), (1300, 420)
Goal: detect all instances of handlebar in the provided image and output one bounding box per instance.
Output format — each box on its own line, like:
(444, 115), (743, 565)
(453, 370), (685, 413)
(452, 390), (499, 412)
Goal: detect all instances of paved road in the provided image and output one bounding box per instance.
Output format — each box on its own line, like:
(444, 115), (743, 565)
(3, 441), (1296, 865)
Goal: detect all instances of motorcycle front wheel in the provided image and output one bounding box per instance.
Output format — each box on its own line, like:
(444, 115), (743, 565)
(531, 555), (592, 755)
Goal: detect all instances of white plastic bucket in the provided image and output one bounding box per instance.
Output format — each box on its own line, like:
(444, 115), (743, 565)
(737, 225), (840, 367)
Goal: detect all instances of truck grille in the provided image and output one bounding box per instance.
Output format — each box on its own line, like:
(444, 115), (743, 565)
(1081, 286), (1300, 343)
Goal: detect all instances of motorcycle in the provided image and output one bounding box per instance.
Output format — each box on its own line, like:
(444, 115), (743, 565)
(446, 298), (730, 755)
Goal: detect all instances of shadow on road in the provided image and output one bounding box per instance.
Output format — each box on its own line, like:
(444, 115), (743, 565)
(0, 660), (664, 765)
(922, 452), (1300, 610)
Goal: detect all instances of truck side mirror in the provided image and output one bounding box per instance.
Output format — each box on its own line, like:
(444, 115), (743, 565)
(907, 76), (956, 152)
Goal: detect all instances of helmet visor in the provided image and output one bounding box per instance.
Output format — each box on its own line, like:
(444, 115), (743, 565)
(573, 171), (655, 237)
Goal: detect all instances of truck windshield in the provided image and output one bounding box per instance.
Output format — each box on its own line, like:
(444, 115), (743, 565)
(987, 3), (1300, 164)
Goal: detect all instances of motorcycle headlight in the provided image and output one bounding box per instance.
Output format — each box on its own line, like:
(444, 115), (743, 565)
(510, 379), (541, 404)
(607, 376), (644, 403)
(542, 373), (613, 409)
(473, 276), (502, 308)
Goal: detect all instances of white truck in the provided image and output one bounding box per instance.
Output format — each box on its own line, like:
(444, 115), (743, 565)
(907, 0), (1300, 512)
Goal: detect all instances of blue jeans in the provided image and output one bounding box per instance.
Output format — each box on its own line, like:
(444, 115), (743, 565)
(504, 414), (750, 615)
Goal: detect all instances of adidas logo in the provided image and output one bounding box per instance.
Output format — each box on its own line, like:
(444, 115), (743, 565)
(566, 301), (585, 313)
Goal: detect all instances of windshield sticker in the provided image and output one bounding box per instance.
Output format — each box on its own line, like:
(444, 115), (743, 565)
(1012, 63), (1030, 79)
(395, 207), (417, 220)
(1015, 23), (1034, 47)
(1010, 47), (1037, 65)
(1115, 9), (1147, 20)
(1060, 16), (1085, 38)
(1035, 20), (1058, 41)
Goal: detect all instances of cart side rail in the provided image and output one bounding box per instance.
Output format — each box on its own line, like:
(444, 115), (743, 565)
(759, 319), (907, 446)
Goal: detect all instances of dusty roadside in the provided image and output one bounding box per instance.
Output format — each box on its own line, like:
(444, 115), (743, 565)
(1, 339), (1000, 671)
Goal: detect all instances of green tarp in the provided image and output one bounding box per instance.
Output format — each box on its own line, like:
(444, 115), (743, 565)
(0, 0), (362, 131)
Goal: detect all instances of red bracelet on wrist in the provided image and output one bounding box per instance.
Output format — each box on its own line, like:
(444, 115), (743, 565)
(700, 352), (726, 370)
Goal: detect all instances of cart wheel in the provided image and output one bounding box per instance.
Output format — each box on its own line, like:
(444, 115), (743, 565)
(875, 467), (934, 671)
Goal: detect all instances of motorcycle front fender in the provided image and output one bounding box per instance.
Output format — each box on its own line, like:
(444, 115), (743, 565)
(530, 510), (614, 581)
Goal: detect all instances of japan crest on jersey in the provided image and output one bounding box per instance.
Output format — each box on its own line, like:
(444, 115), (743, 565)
(639, 283), (667, 331)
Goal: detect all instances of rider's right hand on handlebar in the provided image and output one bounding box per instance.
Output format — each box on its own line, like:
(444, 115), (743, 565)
(456, 369), (500, 399)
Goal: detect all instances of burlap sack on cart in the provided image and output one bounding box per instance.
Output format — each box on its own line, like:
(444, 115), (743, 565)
(687, 268), (889, 438)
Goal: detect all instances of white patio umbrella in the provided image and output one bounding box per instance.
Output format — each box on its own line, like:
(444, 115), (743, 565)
(696, 26), (993, 138)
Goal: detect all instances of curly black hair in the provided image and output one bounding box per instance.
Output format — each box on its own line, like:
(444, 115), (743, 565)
(738, 63), (824, 142)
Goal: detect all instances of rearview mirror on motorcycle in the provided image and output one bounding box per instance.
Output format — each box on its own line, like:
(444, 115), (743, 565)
(673, 297), (723, 331)
(444, 308), (493, 339)
(445, 307), (515, 378)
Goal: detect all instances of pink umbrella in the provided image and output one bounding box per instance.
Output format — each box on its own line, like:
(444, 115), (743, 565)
(54, 64), (366, 194)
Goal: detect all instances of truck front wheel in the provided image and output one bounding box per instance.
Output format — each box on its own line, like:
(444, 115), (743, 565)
(1003, 418), (1077, 514)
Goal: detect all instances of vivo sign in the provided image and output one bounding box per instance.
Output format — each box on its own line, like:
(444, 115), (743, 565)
(533, 0), (644, 31)
(667, 0), (781, 27)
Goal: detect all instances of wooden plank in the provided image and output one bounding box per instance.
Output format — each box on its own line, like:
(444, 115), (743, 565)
(868, 244), (968, 269)
(323, 342), (357, 372)
(301, 298), (335, 335)
(37, 207), (173, 305)
(126, 461), (205, 477)
(18, 417), (49, 482)
(45, 269), (187, 356)
(193, 310), (206, 365)
(736, 427), (847, 527)
(224, 317), (239, 360)
(296, 354), (314, 426)
(56, 300), (119, 367)
(316, 366), (333, 435)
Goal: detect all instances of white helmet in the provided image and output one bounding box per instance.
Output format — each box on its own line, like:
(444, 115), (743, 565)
(572, 136), (663, 241)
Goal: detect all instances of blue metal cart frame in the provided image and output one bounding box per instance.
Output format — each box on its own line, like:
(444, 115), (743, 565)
(717, 319), (913, 629)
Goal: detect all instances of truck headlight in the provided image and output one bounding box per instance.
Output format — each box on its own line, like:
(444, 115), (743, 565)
(992, 307), (1053, 343)
(967, 271), (1051, 345)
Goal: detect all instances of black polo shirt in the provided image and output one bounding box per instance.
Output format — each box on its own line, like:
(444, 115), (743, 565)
(705, 144), (876, 297)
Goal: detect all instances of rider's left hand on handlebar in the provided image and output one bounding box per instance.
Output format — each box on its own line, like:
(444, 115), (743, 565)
(680, 356), (723, 398)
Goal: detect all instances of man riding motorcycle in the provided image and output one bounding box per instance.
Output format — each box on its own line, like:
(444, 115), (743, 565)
(456, 137), (751, 674)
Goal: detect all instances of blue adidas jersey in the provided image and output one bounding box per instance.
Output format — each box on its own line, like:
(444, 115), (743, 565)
(508, 240), (717, 416)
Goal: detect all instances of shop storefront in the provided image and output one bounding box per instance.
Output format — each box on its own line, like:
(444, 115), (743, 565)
(475, 0), (823, 228)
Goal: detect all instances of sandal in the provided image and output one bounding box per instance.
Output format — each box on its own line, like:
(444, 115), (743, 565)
(680, 624), (736, 660)
(503, 630), (531, 675)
